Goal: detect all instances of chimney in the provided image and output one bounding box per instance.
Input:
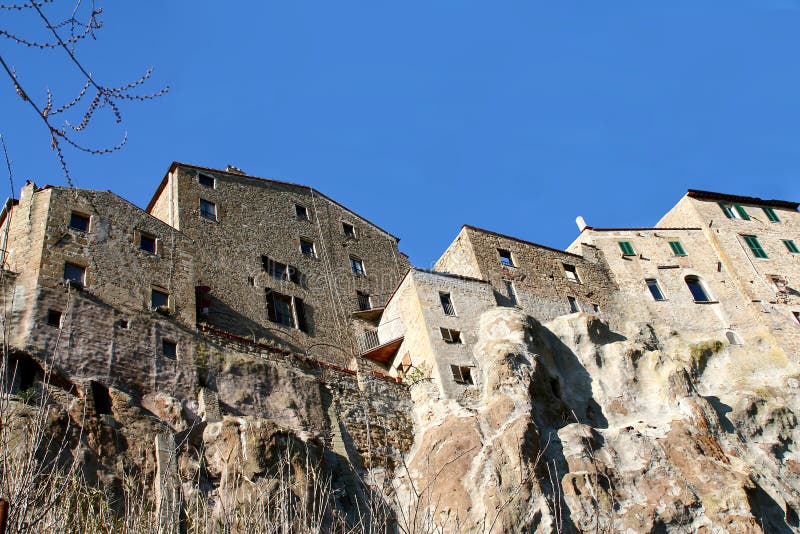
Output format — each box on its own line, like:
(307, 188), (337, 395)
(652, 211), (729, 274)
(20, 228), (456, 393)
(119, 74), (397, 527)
(576, 216), (588, 232)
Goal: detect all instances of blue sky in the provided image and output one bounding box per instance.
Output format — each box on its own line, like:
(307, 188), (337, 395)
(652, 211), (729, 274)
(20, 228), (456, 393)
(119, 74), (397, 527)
(2, 2), (800, 266)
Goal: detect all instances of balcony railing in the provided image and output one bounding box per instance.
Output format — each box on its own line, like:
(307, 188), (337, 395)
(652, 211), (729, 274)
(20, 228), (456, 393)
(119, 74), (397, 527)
(357, 317), (404, 355)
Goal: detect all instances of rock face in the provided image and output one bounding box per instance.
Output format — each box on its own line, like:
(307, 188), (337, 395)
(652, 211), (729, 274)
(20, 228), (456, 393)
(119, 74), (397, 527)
(396, 307), (800, 533)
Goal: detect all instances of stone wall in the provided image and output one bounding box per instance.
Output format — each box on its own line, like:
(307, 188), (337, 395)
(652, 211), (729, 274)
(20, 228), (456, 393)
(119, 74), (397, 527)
(147, 165), (410, 367)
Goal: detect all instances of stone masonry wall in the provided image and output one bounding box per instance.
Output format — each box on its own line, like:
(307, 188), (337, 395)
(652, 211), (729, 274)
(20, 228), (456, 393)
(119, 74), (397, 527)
(148, 166), (410, 367)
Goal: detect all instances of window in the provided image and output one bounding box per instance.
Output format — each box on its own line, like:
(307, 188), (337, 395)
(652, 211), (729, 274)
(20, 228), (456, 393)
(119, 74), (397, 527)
(563, 264), (580, 283)
(742, 235), (768, 259)
(685, 276), (711, 302)
(450, 365), (474, 385)
(342, 222), (356, 239)
(498, 249), (514, 267)
(200, 199), (217, 221)
(63, 262), (86, 285)
(726, 331), (742, 346)
(440, 292), (456, 316)
(46, 309), (62, 327)
(504, 279), (518, 306)
(592, 303), (600, 313)
(69, 212), (90, 232)
(91, 381), (112, 415)
(763, 207), (780, 223)
(198, 173), (215, 188)
(618, 241), (636, 256)
(295, 204), (309, 220)
(719, 202), (750, 220)
(161, 340), (177, 359)
(646, 279), (666, 301)
(783, 240), (799, 254)
(300, 239), (316, 258)
(357, 291), (372, 311)
(794, 311), (800, 325)
(567, 296), (579, 313)
(668, 241), (686, 256)
(151, 288), (169, 310)
(440, 327), (462, 344)
(350, 257), (365, 276)
(118, 319), (129, 329)
(139, 233), (156, 254)
(262, 256), (301, 284)
(266, 290), (308, 332)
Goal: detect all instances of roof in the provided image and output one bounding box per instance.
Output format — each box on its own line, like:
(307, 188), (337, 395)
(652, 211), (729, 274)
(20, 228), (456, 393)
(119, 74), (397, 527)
(146, 162), (401, 242)
(581, 227), (702, 232)
(462, 225), (584, 259)
(687, 189), (799, 210)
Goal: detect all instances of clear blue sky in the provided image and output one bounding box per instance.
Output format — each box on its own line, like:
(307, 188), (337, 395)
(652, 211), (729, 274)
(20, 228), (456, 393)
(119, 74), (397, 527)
(3, 2), (800, 266)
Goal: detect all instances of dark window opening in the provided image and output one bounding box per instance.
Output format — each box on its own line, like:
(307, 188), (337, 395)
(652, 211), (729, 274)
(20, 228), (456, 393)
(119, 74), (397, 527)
(793, 311), (800, 325)
(151, 288), (169, 310)
(295, 204), (309, 220)
(300, 239), (316, 258)
(646, 279), (665, 301)
(440, 292), (456, 316)
(357, 291), (372, 311)
(139, 233), (156, 254)
(568, 296), (579, 313)
(592, 303), (600, 313)
(350, 257), (365, 276)
(69, 212), (90, 232)
(64, 262), (85, 285)
(118, 319), (129, 329)
(563, 264), (580, 282)
(342, 222), (356, 239)
(13, 356), (42, 393)
(504, 279), (518, 306)
(198, 173), (215, 188)
(266, 290), (308, 332)
(498, 249), (514, 267)
(46, 309), (62, 327)
(200, 199), (217, 221)
(685, 276), (711, 302)
(247, 275), (255, 286)
(90, 381), (112, 415)
(162, 339), (177, 359)
(440, 327), (462, 344)
(451, 365), (474, 385)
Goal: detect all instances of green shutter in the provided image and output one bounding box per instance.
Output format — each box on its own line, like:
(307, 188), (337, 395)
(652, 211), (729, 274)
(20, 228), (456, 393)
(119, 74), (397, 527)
(668, 241), (686, 256)
(618, 241), (635, 256)
(763, 207), (781, 223)
(783, 240), (800, 254)
(719, 202), (734, 218)
(743, 235), (768, 259)
(734, 204), (750, 220)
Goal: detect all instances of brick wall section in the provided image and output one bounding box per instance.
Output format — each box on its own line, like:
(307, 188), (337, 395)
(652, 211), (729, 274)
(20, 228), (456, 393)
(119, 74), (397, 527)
(437, 226), (619, 323)
(147, 165), (409, 367)
(658, 195), (800, 355)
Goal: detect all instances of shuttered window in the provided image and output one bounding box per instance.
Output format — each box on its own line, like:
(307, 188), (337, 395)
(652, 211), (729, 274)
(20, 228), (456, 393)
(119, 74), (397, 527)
(618, 241), (636, 256)
(783, 240), (799, 254)
(763, 207), (780, 223)
(668, 241), (686, 256)
(742, 235), (768, 259)
(734, 204), (750, 220)
(266, 289), (308, 332)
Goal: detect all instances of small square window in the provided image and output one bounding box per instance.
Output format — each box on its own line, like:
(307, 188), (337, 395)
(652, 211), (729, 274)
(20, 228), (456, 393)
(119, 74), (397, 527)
(69, 212), (90, 232)
(350, 257), (366, 276)
(440, 292), (456, 316)
(295, 204), (309, 220)
(64, 262), (86, 285)
(357, 290), (372, 311)
(646, 279), (666, 301)
(563, 264), (580, 283)
(763, 207), (780, 223)
(200, 199), (217, 221)
(151, 288), (169, 310)
(46, 309), (62, 327)
(450, 365), (474, 385)
(668, 241), (687, 256)
(783, 240), (799, 254)
(118, 319), (129, 329)
(198, 173), (215, 188)
(567, 296), (579, 313)
(440, 327), (462, 344)
(139, 233), (156, 254)
(162, 340), (177, 359)
(300, 239), (316, 258)
(342, 222), (356, 239)
(498, 249), (514, 267)
(618, 241), (636, 256)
